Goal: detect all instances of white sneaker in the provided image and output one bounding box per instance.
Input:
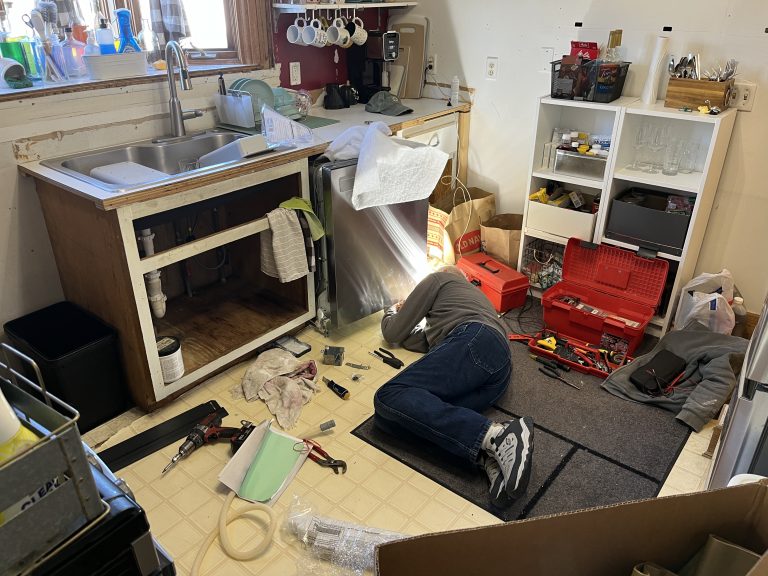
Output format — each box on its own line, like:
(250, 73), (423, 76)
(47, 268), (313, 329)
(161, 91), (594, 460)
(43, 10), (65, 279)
(487, 417), (534, 499)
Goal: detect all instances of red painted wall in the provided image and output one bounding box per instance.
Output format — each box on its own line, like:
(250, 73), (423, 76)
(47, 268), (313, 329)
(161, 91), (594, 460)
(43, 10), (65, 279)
(273, 10), (388, 90)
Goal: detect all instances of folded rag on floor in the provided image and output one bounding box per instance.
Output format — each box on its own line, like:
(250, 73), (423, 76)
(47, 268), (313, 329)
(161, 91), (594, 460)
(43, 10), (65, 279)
(241, 348), (319, 429)
(260, 207), (310, 282)
(352, 124), (449, 210)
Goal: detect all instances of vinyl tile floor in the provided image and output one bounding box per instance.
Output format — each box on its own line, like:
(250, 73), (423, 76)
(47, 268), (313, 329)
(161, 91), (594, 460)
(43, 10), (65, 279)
(86, 313), (718, 575)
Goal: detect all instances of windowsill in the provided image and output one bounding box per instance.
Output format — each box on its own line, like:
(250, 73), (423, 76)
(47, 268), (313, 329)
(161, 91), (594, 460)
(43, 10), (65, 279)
(0, 63), (262, 103)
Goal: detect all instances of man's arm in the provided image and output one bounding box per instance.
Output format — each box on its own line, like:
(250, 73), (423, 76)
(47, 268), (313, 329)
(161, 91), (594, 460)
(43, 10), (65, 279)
(381, 274), (440, 345)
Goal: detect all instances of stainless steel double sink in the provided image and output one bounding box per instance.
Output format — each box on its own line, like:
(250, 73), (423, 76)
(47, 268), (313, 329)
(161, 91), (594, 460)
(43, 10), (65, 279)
(41, 130), (249, 193)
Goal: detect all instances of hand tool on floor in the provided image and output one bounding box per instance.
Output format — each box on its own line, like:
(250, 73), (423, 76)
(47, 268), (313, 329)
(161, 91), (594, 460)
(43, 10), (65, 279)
(529, 354), (570, 372)
(345, 361), (370, 370)
(323, 376), (350, 400)
(369, 347), (404, 369)
(162, 414), (255, 474)
(538, 366), (581, 390)
(303, 439), (347, 474)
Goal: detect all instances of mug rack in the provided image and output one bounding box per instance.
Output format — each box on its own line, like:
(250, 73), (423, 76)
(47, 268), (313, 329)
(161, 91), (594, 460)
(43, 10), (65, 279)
(272, 2), (417, 32)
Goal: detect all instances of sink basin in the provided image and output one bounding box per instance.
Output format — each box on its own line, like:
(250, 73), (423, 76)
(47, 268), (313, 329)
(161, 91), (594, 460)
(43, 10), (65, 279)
(41, 131), (250, 193)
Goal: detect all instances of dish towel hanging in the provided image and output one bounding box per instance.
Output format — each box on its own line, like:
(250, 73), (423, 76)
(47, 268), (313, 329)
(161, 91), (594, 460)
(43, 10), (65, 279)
(261, 208), (309, 283)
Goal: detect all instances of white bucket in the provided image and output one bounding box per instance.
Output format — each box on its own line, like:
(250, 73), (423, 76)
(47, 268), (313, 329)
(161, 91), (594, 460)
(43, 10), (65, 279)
(157, 336), (185, 383)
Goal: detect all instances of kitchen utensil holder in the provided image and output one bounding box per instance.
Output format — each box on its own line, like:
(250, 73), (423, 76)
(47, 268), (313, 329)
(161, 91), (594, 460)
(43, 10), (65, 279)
(0, 343), (107, 576)
(215, 91), (257, 128)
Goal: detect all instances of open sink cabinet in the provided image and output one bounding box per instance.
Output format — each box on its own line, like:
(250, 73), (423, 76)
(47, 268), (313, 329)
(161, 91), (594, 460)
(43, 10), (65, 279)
(34, 158), (315, 410)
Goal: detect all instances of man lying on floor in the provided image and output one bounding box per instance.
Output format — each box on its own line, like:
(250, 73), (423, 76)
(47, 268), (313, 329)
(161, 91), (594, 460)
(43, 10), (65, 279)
(373, 265), (535, 507)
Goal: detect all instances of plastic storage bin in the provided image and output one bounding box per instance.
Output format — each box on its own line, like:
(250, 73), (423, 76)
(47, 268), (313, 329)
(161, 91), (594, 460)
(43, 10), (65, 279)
(3, 302), (130, 433)
(457, 253), (530, 313)
(527, 201), (597, 241)
(541, 238), (669, 355)
(0, 344), (106, 576)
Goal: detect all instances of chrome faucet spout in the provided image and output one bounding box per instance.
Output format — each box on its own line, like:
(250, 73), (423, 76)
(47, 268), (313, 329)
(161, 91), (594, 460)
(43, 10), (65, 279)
(165, 40), (200, 137)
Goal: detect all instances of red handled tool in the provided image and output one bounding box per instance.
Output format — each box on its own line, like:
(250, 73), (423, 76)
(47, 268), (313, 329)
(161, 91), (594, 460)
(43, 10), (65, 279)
(303, 439), (347, 474)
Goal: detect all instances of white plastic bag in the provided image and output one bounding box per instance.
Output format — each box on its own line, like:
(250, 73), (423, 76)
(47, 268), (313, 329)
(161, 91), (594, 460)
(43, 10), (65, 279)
(674, 269), (736, 333)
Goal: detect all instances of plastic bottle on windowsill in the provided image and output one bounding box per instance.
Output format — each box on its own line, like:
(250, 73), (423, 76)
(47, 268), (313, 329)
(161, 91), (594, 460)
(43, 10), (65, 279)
(96, 18), (117, 55)
(84, 29), (100, 56)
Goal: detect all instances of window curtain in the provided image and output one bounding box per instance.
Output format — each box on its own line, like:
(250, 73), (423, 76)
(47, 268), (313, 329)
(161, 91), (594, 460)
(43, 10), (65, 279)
(149, 0), (190, 44)
(233, 0), (273, 68)
(54, 0), (86, 25)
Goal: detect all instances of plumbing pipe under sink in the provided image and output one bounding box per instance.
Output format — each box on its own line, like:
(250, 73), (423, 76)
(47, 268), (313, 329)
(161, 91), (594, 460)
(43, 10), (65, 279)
(138, 229), (167, 318)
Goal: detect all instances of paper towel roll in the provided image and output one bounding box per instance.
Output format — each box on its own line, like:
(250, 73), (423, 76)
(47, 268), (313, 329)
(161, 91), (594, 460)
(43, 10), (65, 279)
(640, 36), (669, 105)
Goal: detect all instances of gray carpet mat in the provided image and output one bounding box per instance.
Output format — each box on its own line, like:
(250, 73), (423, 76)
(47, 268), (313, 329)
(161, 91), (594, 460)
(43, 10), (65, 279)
(351, 297), (691, 521)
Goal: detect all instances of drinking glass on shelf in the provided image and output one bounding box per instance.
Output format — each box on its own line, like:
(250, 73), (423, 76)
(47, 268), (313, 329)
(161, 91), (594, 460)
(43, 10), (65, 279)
(662, 138), (682, 176)
(678, 140), (699, 174)
(645, 125), (669, 174)
(628, 122), (650, 171)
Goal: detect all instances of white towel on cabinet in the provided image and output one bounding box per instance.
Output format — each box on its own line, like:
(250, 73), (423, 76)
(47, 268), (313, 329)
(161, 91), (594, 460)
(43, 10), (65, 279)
(260, 208), (309, 283)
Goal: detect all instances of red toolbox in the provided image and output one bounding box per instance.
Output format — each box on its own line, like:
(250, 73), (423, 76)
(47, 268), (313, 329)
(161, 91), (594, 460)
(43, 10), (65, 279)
(541, 238), (668, 355)
(457, 253), (529, 313)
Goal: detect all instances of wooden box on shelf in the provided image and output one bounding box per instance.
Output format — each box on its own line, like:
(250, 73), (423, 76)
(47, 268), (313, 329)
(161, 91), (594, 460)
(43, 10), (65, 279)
(665, 78), (734, 110)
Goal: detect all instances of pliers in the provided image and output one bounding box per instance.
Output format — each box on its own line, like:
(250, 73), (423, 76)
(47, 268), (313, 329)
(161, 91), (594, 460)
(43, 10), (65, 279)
(369, 348), (404, 369)
(304, 439), (347, 474)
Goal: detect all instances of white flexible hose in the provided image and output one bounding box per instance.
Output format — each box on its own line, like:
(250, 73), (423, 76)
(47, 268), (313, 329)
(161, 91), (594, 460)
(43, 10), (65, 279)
(191, 491), (277, 576)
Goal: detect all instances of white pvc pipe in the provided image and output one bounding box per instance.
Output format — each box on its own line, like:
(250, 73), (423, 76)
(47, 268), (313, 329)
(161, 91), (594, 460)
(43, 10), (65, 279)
(139, 229), (167, 318)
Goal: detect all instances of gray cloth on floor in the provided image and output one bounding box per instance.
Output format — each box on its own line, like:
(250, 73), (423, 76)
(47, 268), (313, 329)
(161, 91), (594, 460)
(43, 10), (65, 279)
(602, 321), (748, 432)
(260, 208), (310, 283)
(241, 348), (319, 429)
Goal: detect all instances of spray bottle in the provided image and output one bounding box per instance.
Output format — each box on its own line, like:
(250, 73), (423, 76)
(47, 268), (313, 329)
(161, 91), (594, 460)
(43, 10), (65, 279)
(115, 8), (142, 53)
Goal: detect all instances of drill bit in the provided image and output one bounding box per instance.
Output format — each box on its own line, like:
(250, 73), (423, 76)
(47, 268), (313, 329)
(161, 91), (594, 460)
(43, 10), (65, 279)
(162, 454), (182, 475)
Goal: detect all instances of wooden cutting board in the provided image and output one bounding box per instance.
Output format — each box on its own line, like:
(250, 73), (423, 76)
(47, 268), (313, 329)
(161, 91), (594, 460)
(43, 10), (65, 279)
(393, 22), (426, 99)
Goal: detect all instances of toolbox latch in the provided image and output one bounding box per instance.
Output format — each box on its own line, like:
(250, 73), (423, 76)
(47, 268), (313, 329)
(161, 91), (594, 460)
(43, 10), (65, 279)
(637, 247), (659, 260)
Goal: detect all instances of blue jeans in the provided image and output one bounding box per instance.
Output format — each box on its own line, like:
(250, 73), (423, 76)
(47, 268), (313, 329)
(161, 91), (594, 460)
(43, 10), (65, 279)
(373, 322), (512, 464)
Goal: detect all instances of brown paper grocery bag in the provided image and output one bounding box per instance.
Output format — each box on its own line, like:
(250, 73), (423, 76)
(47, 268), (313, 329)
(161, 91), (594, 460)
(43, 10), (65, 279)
(481, 213), (524, 268)
(428, 187), (496, 264)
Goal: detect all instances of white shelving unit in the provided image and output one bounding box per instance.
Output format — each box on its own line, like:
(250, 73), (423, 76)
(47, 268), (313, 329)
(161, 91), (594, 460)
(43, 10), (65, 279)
(518, 95), (737, 337)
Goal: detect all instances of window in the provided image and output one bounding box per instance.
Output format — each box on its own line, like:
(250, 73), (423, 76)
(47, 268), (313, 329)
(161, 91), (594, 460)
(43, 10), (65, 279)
(0, 0), (272, 69)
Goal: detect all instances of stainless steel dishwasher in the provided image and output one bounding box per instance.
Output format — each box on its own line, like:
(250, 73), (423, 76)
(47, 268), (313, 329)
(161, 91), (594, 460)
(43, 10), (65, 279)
(311, 157), (429, 332)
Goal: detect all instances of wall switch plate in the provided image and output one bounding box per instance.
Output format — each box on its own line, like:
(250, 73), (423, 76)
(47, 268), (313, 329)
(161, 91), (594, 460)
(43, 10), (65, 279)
(427, 54), (437, 75)
(289, 62), (301, 86)
(486, 56), (499, 80)
(731, 80), (757, 111)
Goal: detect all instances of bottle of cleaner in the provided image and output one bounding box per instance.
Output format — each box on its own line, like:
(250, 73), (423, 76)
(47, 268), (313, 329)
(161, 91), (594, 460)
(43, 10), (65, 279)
(732, 296), (748, 338)
(62, 26), (86, 76)
(96, 18), (116, 54)
(0, 388), (38, 465)
(450, 75), (460, 106)
(115, 8), (142, 53)
(84, 29), (100, 56)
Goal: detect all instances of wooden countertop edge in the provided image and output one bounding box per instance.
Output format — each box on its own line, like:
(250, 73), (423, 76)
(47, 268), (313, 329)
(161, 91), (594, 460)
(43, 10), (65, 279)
(21, 102), (471, 211)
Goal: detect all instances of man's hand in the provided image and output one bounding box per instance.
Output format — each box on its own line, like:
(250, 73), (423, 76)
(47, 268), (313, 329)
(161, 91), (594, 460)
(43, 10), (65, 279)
(394, 300), (404, 312)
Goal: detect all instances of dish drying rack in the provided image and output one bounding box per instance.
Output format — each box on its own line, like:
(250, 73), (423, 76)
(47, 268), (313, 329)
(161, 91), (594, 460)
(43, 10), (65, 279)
(215, 90), (258, 129)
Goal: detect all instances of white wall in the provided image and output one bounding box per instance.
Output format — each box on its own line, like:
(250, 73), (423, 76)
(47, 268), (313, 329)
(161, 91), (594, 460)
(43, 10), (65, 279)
(0, 67), (280, 329)
(411, 0), (768, 312)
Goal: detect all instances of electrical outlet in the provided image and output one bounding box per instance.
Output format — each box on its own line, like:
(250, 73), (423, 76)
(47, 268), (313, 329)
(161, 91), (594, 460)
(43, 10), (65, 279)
(730, 80), (757, 111)
(289, 62), (301, 86)
(486, 56), (499, 80)
(427, 54), (437, 75)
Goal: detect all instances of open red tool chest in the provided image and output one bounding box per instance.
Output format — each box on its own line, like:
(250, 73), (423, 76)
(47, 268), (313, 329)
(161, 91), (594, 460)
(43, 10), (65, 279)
(457, 253), (529, 313)
(541, 238), (669, 356)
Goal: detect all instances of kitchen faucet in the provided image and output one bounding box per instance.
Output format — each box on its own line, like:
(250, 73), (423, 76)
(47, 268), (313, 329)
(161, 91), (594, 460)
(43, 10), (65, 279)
(165, 40), (203, 138)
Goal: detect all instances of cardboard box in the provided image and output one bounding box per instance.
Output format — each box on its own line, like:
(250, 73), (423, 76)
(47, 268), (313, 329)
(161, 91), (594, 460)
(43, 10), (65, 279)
(376, 481), (768, 575)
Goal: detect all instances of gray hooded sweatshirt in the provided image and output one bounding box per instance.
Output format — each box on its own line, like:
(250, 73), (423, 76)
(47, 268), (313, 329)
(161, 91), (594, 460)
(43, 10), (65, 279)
(602, 322), (748, 432)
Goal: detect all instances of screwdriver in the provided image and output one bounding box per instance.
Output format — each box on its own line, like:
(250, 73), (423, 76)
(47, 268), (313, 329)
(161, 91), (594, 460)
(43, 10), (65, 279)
(538, 366), (581, 390)
(529, 354), (570, 372)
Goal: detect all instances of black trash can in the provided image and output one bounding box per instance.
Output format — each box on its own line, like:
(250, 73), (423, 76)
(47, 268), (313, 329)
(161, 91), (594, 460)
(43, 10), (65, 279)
(4, 301), (131, 433)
